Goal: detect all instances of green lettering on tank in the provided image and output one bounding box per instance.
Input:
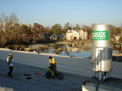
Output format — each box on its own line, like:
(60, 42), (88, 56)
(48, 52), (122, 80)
(92, 31), (109, 40)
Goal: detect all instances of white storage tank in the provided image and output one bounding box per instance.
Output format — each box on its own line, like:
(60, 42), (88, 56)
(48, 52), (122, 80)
(91, 24), (112, 72)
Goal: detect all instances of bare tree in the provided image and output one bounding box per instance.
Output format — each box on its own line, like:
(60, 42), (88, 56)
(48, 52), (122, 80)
(9, 13), (19, 24)
(0, 13), (19, 31)
(0, 13), (9, 23)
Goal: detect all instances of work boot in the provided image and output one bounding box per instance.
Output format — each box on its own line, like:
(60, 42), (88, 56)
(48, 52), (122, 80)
(7, 73), (13, 77)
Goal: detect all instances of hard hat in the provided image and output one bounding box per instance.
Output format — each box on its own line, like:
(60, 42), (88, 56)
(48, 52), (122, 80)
(49, 56), (52, 59)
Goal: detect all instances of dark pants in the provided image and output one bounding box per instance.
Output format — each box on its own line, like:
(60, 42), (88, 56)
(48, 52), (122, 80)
(50, 64), (57, 75)
(8, 66), (13, 77)
(50, 64), (56, 69)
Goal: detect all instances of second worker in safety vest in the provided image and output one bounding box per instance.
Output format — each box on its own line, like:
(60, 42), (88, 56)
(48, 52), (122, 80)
(6, 53), (14, 77)
(49, 56), (57, 73)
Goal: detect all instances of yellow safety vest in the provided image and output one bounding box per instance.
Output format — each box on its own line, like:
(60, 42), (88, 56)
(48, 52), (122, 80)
(49, 58), (56, 64)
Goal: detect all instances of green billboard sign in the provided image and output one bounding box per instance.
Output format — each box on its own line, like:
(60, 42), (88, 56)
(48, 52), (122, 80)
(92, 31), (109, 40)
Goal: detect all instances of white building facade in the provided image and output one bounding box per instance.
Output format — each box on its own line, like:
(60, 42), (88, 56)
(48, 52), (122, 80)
(66, 29), (88, 40)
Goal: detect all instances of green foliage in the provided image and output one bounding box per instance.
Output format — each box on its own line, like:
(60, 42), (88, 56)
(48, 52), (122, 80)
(75, 24), (81, 30)
(62, 23), (73, 34)
(51, 24), (62, 34)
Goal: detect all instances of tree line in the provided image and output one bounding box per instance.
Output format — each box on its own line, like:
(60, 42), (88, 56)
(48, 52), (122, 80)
(0, 13), (122, 49)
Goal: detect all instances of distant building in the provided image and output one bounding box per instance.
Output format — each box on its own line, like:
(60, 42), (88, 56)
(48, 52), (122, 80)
(79, 29), (88, 40)
(50, 34), (64, 40)
(66, 29), (88, 40)
(25, 24), (31, 28)
(115, 36), (121, 41)
(19, 24), (31, 28)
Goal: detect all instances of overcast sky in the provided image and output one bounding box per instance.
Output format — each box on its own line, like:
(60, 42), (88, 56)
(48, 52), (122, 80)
(0, 0), (122, 27)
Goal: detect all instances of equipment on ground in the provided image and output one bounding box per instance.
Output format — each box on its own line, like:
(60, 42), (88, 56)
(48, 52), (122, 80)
(91, 24), (112, 80)
(45, 67), (64, 80)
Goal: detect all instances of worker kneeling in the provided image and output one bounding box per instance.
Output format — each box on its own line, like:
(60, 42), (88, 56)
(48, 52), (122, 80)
(45, 56), (64, 80)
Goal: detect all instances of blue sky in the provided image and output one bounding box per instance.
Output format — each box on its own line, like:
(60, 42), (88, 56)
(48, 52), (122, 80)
(0, 0), (122, 27)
